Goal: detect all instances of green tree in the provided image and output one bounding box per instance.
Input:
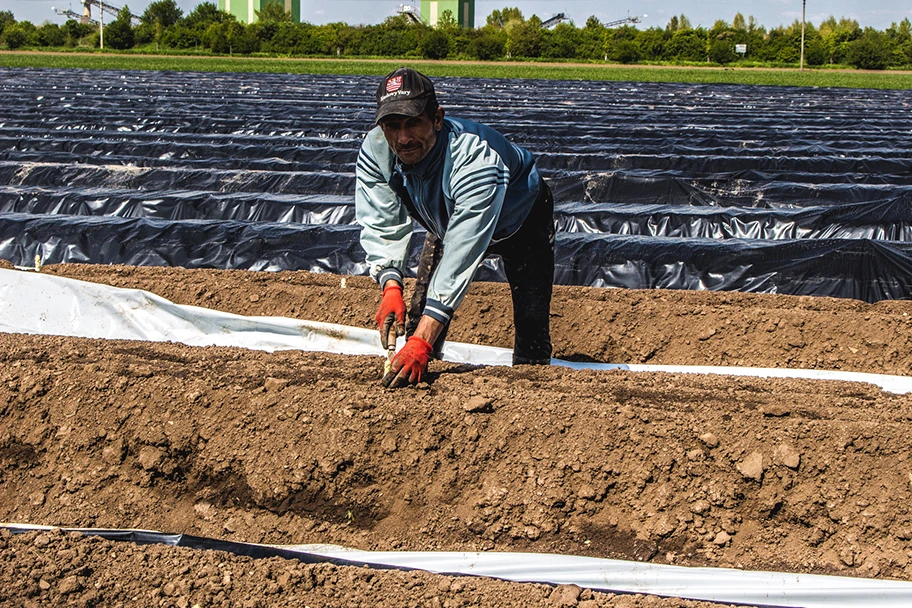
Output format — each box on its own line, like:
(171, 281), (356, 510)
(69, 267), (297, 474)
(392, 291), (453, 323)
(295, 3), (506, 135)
(436, 9), (458, 31)
(184, 2), (229, 29)
(428, 9), (460, 56)
(487, 7), (523, 29)
(798, 23), (828, 66)
(262, 21), (306, 54)
(573, 16), (605, 60)
(667, 28), (705, 61)
(2, 21), (35, 49)
(666, 15), (692, 33)
(104, 6), (135, 50)
(604, 25), (640, 63)
(256, 1), (293, 23)
(360, 15), (424, 57)
(422, 29), (450, 58)
(755, 22), (803, 63)
(202, 21), (228, 53)
(608, 39), (640, 63)
(142, 0), (183, 26)
(506, 14), (542, 58)
(250, 1), (292, 48)
(708, 37), (736, 64)
(886, 18), (912, 65)
(136, 0), (183, 47)
(62, 19), (93, 47)
(707, 20), (736, 64)
(310, 22), (351, 55)
(231, 22), (259, 54)
(163, 2), (230, 50)
(36, 23), (65, 47)
(467, 29), (505, 59)
(635, 27), (667, 61)
(0, 10), (14, 37)
(742, 16), (765, 59)
(847, 27), (893, 69)
(819, 16), (861, 64)
(543, 21), (579, 59)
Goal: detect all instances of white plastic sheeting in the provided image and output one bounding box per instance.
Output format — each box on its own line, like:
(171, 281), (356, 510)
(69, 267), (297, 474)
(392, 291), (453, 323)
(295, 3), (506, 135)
(4, 523), (912, 608)
(1, 268), (911, 393)
(559, 360), (912, 395)
(2, 268), (911, 392)
(291, 544), (912, 608)
(4, 273), (912, 606)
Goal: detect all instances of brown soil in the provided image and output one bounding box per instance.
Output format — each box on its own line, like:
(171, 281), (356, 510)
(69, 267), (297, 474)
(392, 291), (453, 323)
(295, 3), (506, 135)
(3, 262), (912, 607)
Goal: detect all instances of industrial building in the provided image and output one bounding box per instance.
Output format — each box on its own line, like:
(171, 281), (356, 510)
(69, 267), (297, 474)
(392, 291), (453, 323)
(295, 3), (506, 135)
(420, 0), (475, 28)
(218, 0), (301, 24)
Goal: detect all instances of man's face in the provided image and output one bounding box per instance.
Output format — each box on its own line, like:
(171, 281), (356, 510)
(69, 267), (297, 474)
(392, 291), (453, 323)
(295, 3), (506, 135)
(379, 108), (443, 166)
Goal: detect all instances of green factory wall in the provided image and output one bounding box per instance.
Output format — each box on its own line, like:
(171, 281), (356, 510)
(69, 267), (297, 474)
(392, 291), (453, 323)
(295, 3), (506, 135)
(419, 0), (475, 28)
(218, 0), (301, 24)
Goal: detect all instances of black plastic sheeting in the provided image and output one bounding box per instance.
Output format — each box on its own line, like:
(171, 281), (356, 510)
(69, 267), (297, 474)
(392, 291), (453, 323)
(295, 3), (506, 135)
(5, 212), (912, 302)
(4, 188), (911, 241)
(2, 68), (912, 301)
(1, 525), (377, 570)
(0, 212), (374, 274)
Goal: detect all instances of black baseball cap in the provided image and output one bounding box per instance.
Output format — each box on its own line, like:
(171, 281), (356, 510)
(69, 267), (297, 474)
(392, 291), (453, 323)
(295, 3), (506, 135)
(375, 67), (437, 123)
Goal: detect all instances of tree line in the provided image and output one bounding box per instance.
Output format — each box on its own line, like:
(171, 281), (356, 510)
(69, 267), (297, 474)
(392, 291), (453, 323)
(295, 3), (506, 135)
(1, 1), (910, 70)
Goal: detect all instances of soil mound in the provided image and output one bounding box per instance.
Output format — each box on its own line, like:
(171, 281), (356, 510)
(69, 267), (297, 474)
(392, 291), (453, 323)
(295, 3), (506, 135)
(3, 264), (912, 606)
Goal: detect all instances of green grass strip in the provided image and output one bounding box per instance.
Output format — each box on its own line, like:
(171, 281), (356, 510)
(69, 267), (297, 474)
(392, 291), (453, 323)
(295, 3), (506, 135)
(1, 52), (911, 89)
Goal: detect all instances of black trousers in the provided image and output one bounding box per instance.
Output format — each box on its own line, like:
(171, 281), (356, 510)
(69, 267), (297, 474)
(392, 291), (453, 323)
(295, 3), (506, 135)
(407, 181), (555, 365)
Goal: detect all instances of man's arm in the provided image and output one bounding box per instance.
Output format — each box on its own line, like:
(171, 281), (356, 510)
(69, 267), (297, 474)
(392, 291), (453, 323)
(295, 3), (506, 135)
(410, 313), (445, 348)
(355, 128), (412, 286)
(419, 143), (510, 326)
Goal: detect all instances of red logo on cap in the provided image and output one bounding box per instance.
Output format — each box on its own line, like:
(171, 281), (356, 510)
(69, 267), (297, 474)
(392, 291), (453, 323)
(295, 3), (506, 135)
(386, 76), (403, 93)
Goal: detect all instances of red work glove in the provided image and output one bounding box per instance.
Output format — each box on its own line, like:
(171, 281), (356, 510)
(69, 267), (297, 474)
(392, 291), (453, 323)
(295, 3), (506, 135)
(383, 335), (433, 388)
(375, 284), (406, 350)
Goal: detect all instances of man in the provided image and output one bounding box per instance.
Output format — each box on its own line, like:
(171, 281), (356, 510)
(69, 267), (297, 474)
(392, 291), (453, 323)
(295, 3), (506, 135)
(355, 67), (554, 388)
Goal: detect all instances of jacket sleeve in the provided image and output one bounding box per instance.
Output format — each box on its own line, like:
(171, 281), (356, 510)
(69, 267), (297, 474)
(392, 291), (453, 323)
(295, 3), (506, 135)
(354, 128), (412, 288)
(423, 135), (510, 324)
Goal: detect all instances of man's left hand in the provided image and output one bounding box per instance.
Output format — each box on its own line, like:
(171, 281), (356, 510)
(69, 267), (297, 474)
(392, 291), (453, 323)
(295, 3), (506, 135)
(382, 335), (434, 388)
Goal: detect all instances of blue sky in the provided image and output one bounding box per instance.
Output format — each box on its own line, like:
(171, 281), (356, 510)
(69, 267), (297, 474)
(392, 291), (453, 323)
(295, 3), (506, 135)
(5, 0), (911, 31)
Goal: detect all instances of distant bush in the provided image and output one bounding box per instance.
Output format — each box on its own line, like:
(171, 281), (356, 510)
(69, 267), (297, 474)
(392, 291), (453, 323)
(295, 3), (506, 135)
(0, 10), (14, 37)
(708, 39), (737, 64)
(467, 32), (504, 60)
(36, 23), (66, 47)
(104, 8), (136, 50)
(608, 40), (642, 64)
(847, 30), (892, 69)
(421, 29), (449, 59)
(2, 22), (34, 49)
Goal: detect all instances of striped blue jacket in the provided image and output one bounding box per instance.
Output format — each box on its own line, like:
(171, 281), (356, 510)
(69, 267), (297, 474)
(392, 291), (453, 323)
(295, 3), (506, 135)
(355, 117), (542, 325)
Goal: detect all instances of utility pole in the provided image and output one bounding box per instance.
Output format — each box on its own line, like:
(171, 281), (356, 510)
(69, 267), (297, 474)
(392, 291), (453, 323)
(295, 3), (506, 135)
(99, 0), (105, 50)
(800, 0), (806, 70)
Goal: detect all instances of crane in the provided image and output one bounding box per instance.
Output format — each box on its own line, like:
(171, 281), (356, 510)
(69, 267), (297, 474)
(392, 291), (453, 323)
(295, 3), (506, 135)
(79, 0), (140, 25)
(397, 4), (423, 25)
(541, 13), (568, 28)
(602, 15), (642, 28)
(53, 6), (98, 25)
(540, 13), (642, 29)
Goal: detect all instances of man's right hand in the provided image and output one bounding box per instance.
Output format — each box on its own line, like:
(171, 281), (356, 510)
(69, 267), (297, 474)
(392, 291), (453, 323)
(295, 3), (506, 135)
(375, 283), (406, 349)
(383, 335), (434, 387)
